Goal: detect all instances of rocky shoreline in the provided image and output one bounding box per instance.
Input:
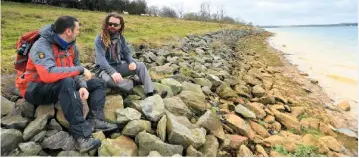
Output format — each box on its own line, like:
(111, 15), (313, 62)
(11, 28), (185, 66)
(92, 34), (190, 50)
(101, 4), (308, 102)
(1, 28), (358, 157)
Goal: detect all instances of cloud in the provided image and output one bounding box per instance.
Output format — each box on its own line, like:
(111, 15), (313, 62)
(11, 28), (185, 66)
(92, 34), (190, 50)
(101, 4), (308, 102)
(146, 0), (358, 25)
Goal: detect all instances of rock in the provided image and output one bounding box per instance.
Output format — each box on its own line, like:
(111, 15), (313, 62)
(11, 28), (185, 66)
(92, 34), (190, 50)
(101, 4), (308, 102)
(166, 112), (206, 148)
(116, 107), (141, 124)
(271, 121), (282, 131)
(301, 134), (329, 154)
(319, 122), (337, 137)
(18, 141), (42, 156)
(47, 118), (62, 131)
(23, 115), (48, 140)
(35, 104), (55, 119)
(216, 83), (238, 99)
(279, 130), (301, 142)
(157, 115), (167, 141)
(270, 89), (287, 104)
(290, 107), (305, 118)
(45, 130), (59, 137)
(132, 86), (146, 99)
(336, 101), (350, 111)
(148, 151), (162, 157)
(234, 84), (251, 98)
(263, 115), (275, 124)
(178, 91), (208, 115)
(55, 106), (69, 128)
(135, 131), (183, 156)
(199, 135), (219, 157)
(255, 145), (268, 157)
(223, 114), (255, 139)
(152, 82), (174, 97)
(224, 134), (248, 150)
(196, 110), (225, 140)
(206, 74), (222, 88)
(300, 118), (320, 129)
(194, 78), (213, 88)
(92, 131), (106, 142)
(259, 96), (276, 105)
(140, 94), (165, 122)
(58, 151), (88, 156)
(237, 145), (254, 157)
(249, 121), (270, 138)
(319, 136), (344, 152)
(272, 110), (300, 132)
(263, 135), (297, 152)
(99, 136), (138, 156)
(270, 150), (286, 157)
(163, 97), (192, 119)
(149, 65), (175, 80)
(1, 108), (28, 129)
(122, 120), (152, 137)
(161, 78), (183, 95)
(243, 75), (261, 86)
(234, 104), (256, 119)
(110, 133), (122, 139)
(30, 131), (46, 142)
(104, 95), (124, 123)
(181, 82), (205, 99)
(246, 102), (266, 119)
(156, 55), (166, 65)
(252, 85), (266, 98)
(1, 129), (23, 156)
(1, 96), (15, 116)
(15, 99), (35, 118)
(201, 86), (212, 95)
(186, 145), (203, 156)
(41, 131), (75, 150)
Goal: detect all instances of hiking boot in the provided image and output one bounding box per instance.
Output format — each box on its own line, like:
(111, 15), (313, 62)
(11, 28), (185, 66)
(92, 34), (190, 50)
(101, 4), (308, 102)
(128, 75), (142, 86)
(75, 137), (101, 153)
(89, 119), (118, 132)
(145, 89), (167, 98)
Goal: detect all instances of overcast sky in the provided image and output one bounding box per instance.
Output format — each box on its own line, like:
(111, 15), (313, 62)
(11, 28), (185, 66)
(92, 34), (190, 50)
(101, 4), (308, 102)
(146, 0), (358, 26)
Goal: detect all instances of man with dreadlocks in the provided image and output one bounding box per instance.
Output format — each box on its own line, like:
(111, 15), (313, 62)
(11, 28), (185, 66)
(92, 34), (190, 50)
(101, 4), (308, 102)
(94, 12), (166, 98)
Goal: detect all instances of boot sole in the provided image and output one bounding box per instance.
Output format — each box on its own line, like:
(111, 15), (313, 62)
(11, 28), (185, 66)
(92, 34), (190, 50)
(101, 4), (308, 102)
(79, 141), (101, 154)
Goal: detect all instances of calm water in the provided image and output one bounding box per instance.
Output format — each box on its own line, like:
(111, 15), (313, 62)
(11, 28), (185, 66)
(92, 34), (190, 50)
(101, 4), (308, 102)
(266, 26), (358, 116)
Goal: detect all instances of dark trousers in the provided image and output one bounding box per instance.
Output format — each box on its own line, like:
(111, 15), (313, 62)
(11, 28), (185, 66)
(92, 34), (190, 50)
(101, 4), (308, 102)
(24, 77), (106, 138)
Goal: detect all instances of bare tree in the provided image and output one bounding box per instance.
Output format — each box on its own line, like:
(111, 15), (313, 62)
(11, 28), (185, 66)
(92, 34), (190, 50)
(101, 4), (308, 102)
(147, 5), (159, 16)
(160, 6), (178, 18)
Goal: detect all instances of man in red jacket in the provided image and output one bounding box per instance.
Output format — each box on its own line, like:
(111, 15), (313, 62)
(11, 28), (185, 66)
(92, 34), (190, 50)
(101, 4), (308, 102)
(16, 16), (116, 153)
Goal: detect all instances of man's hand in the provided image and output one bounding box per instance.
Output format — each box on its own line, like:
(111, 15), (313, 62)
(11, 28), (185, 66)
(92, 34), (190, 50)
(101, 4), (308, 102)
(83, 68), (92, 80)
(129, 62), (137, 71)
(79, 88), (89, 100)
(111, 72), (122, 83)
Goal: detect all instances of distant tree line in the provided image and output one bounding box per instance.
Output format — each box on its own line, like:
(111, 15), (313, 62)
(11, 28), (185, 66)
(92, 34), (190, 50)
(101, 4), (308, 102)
(4, 0), (252, 25)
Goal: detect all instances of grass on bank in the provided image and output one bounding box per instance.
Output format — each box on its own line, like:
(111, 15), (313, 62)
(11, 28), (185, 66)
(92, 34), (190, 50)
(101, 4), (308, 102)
(1, 2), (247, 74)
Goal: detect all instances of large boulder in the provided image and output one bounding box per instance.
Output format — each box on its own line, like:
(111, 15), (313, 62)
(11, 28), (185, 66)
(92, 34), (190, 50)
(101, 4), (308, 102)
(262, 135), (297, 152)
(1, 129), (23, 156)
(194, 78), (213, 88)
(35, 104), (55, 119)
(237, 145), (254, 157)
(336, 101), (350, 111)
(115, 107), (141, 124)
(157, 115), (167, 141)
(18, 141), (42, 156)
(196, 110), (225, 140)
(246, 102), (266, 119)
(135, 131), (183, 156)
(186, 145), (203, 157)
(149, 65), (175, 80)
(1, 108), (28, 129)
(1, 96), (15, 116)
(252, 85), (266, 98)
(249, 121), (270, 138)
(161, 78), (183, 95)
(163, 97), (192, 119)
(319, 136), (345, 152)
(216, 83), (238, 99)
(272, 109), (301, 132)
(41, 131), (75, 151)
(166, 112), (206, 149)
(104, 95), (124, 123)
(121, 120), (152, 137)
(178, 91), (208, 115)
(235, 104), (256, 119)
(23, 115), (48, 140)
(199, 135), (219, 157)
(181, 82), (205, 99)
(223, 114), (255, 139)
(15, 99), (35, 119)
(140, 94), (165, 122)
(301, 134), (329, 154)
(99, 136), (138, 156)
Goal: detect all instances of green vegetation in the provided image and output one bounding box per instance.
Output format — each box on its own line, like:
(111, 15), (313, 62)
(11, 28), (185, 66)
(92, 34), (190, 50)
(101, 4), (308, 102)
(298, 113), (308, 120)
(301, 127), (323, 139)
(272, 144), (324, 157)
(1, 2), (247, 74)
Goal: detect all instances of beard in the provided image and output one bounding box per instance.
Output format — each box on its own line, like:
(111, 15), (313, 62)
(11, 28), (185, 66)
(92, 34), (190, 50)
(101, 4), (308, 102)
(108, 27), (119, 35)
